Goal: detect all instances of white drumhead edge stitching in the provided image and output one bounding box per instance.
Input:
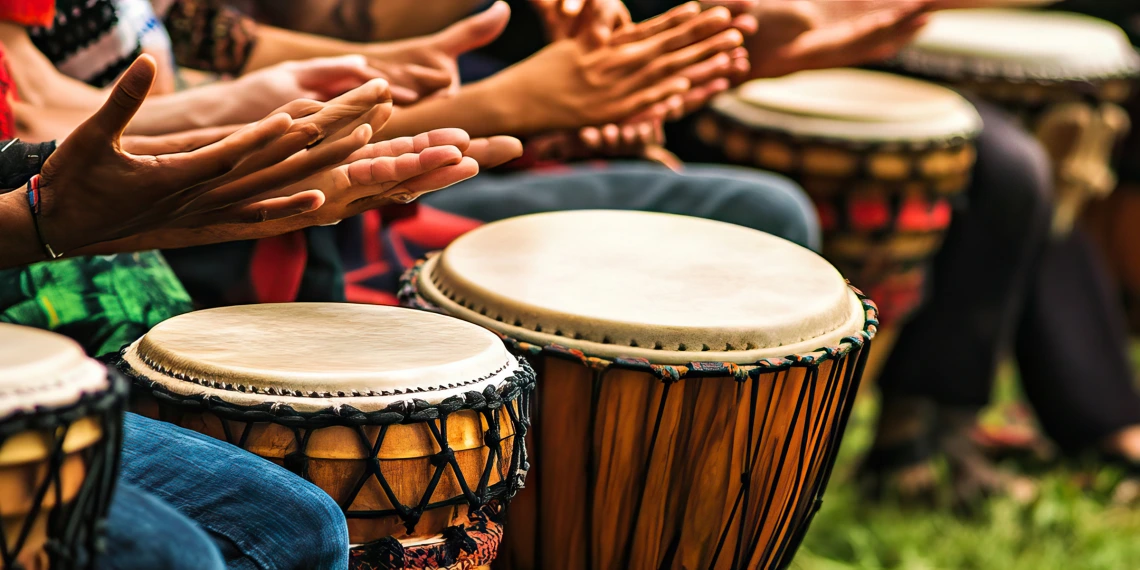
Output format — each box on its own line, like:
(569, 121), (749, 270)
(416, 254), (869, 365)
(710, 90), (982, 143)
(122, 339), (521, 412)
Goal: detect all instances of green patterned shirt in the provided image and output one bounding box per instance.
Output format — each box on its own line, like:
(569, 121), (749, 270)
(0, 252), (193, 357)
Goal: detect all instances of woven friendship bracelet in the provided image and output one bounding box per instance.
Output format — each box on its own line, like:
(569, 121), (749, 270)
(24, 174), (62, 260)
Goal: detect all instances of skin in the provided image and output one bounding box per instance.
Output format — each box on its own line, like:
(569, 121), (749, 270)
(0, 23), (391, 136)
(376, 4), (745, 140)
(702, 0), (935, 79)
(0, 56), (523, 268)
(244, 3), (513, 103)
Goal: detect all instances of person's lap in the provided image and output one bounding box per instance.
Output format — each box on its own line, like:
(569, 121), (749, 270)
(420, 161), (822, 251)
(117, 413), (350, 570)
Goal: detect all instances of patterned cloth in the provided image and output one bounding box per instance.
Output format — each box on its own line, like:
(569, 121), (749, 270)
(29, 0), (175, 88)
(0, 253), (193, 357)
(28, 0), (256, 88)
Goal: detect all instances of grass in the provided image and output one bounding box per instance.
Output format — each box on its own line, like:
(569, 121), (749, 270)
(788, 353), (1140, 570)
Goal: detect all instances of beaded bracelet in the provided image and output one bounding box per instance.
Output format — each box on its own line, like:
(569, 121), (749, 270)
(24, 175), (62, 260)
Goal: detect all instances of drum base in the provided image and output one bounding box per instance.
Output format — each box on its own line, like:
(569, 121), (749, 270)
(349, 519), (504, 570)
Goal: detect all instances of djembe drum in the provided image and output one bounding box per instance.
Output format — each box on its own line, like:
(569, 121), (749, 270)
(116, 304), (534, 570)
(0, 324), (127, 570)
(400, 210), (878, 570)
(895, 8), (1140, 233)
(697, 68), (981, 325)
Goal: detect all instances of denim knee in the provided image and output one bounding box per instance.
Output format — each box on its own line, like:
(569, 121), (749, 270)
(682, 164), (822, 252)
(99, 483), (225, 570)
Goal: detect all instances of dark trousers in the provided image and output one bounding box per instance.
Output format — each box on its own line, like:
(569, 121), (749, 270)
(878, 101), (1140, 451)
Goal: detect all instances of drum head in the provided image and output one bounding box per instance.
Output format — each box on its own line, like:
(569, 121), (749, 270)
(418, 210), (869, 364)
(0, 324), (109, 464)
(714, 68), (982, 142)
(0, 324), (108, 418)
(902, 9), (1140, 81)
(122, 304), (522, 411)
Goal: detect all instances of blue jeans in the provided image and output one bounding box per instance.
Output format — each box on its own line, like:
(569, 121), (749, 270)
(102, 414), (349, 570)
(420, 162), (822, 252)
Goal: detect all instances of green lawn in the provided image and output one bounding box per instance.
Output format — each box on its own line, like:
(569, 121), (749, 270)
(789, 354), (1140, 570)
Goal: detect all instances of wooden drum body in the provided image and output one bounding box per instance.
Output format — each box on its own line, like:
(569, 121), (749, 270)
(117, 304), (534, 570)
(896, 8), (1140, 233)
(698, 69), (982, 324)
(400, 211), (878, 570)
(0, 324), (127, 570)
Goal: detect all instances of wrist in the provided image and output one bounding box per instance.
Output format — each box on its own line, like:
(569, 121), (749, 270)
(468, 75), (533, 136)
(0, 190), (49, 268)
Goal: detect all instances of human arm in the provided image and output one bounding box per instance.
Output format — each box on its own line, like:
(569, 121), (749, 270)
(703, 0), (933, 80)
(378, 6), (744, 138)
(71, 131), (523, 253)
(241, 3), (512, 103)
(9, 55), (391, 263)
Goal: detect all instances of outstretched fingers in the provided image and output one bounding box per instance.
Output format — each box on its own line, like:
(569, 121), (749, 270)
(194, 123), (373, 210)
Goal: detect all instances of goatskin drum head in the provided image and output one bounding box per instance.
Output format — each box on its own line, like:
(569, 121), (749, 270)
(0, 324), (108, 463)
(712, 68), (982, 142)
(0, 324), (107, 419)
(417, 210), (868, 364)
(121, 304), (522, 412)
(901, 9), (1140, 81)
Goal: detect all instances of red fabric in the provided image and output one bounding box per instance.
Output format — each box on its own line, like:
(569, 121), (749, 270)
(343, 205), (484, 306)
(0, 0), (54, 27)
(250, 232), (308, 303)
(0, 46), (15, 139)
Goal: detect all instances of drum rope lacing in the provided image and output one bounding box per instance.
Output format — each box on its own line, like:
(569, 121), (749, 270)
(115, 354), (535, 536)
(132, 349), (516, 398)
(0, 371), (127, 570)
(400, 261), (879, 570)
(400, 259), (879, 377)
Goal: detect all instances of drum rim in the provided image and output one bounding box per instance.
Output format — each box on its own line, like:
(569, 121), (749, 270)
(400, 258), (879, 371)
(116, 354), (536, 428)
(0, 367), (127, 440)
(709, 87), (984, 146)
(895, 10), (1140, 84)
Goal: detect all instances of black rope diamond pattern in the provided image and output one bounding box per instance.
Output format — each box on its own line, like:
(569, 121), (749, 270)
(116, 356), (535, 536)
(0, 371), (127, 570)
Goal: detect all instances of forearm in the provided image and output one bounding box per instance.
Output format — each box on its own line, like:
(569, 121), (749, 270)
(243, 25), (364, 73)
(128, 82), (256, 135)
(0, 23), (107, 112)
(930, 0), (1061, 8)
(377, 80), (525, 139)
(0, 190), (47, 269)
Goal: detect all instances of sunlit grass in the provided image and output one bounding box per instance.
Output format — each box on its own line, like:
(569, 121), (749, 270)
(790, 349), (1140, 570)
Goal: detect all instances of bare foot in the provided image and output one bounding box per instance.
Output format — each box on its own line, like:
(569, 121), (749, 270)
(1104, 425), (1140, 462)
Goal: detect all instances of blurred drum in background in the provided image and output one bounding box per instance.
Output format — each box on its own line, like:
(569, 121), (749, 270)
(894, 8), (1140, 233)
(698, 68), (981, 326)
(0, 324), (127, 570)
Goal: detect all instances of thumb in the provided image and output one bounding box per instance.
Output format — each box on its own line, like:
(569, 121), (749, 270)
(435, 1), (511, 56)
(92, 55), (157, 140)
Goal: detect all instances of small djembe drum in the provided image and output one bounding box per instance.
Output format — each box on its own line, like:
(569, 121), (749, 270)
(698, 68), (981, 325)
(0, 324), (127, 570)
(895, 8), (1140, 233)
(400, 210), (878, 570)
(116, 304), (534, 570)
